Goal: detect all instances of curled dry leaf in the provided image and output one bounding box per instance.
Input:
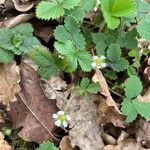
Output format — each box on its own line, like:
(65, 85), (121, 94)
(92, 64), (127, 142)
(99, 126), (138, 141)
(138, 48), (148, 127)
(4, 13), (34, 28)
(57, 94), (104, 150)
(92, 69), (124, 127)
(0, 132), (12, 150)
(8, 63), (59, 143)
(0, 61), (20, 110)
(11, 0), (34, 12)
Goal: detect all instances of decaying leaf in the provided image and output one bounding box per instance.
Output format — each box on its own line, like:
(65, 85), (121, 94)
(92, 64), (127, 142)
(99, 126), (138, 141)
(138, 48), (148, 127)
(57, 93), (104, 150)
(92, 69), (124, 127)
(11, 0), (34, 12)
(8, 63), (59, 143)
(0, 132), (12, 150)
(4, 13), (34, 28)
(42, 76), (68, 100)
(136, 119), (150, 148)
(103, 131), (142, 150)
(0, 61), (20, 110)
(60, 136), (73, 150)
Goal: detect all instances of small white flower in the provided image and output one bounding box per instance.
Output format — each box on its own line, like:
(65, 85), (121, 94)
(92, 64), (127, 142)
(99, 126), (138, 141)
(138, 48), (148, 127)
(52, 111), (71, 128)
(91, 55), (107, 69)
(94, 0), (101, 11)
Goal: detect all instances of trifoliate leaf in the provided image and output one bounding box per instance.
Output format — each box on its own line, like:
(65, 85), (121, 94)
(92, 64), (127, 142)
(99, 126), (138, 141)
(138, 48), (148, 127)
(0, 48), (14, 64)
(125, 76), (143, 99)
(30, 46), (60, 79)
(92, 33), (116, 55)
(117, 29), (137, 49)
(101, 0), (136, 29)
(67, 0), (96, 21)
(107, 44), (129, 72)
(54, 40), (92, 72)
(54, 16), (86, 49)
(36, 141), (58, 150)
(121, 99), (138, 123)
(36, 0), (81, 20)
(137, 20), (150, 40)
(80, 77), (99, 94)
(132, 99), (150, 120)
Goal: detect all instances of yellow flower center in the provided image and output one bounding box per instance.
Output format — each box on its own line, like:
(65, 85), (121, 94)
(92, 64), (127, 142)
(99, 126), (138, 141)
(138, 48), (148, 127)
(95, 58), (102, 65)
(58, 115), (66, 121)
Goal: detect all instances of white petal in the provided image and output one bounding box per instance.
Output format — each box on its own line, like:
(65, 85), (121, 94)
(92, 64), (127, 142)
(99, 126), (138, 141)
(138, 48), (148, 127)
(91, 62), (96, 68)
(100, 56), (106, 60)
(101, 63), (107, 68)
(57, 111), (64, 115)
(66, 115), (71, 121)
(94, 7), (97, 11)
(97, 65), (102, 69)
(93, 56), (98, 60)
(55, 120), (61, 127)
(52, 114), (58, 119)
(62, 121), (68, 128)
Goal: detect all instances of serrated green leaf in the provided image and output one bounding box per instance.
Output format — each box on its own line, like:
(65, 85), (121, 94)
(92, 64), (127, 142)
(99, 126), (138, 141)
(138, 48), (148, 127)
(101, 0), (136, 29)
(80, 77), (99, 95)
(110, 58), (129, 72)
(117, 29), (137, 49)
(0, 48), (14, 63)
(92, 33), (116, 56)
(30, 46), (60, 79)
(36, 0), (81, 20)
(121, 99), (138, 123)
(137, 20), (150, 40)
(67, 0), (96, 21)
(105, 70), (117, 80)
(125, 76), (143, 99)
(54, 40), (92, 72)
(136, 0), (150, 20)
(54, 16), (86, 49)
(133, 99), (150, 120)
(36, 1), (64, 20)
(36, 141), (58, 150)
(107, 44), (128, 72)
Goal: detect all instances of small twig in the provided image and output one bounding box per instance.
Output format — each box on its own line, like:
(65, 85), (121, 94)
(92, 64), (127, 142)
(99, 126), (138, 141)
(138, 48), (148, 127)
(64, 91), (76, 112)
(109, 88), (125, 99)
(18, 93), (59, 142)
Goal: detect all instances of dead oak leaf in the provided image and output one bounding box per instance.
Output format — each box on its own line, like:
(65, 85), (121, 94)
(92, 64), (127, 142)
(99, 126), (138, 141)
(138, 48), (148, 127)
(57, 94), (104, 150)
(8, 63), (59, 143)
(92, 69), (124, 127)
(0, 61), (20, 110)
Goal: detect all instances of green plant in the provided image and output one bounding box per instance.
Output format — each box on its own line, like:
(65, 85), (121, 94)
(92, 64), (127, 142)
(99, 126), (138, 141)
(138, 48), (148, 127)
(36, 141), (58, 150)
(0, 23), (40, 63)
(121, 76), (150, 123)
(77, 77), (99, 100)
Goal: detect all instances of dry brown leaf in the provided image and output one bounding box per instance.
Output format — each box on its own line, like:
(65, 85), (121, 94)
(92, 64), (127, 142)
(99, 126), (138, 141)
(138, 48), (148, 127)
(4, 13), (34, 28)
(8, 63), (59, 143)
(92, 69), (124, 127)
(42, 77), (69, 100)
(11, 0), (34, 12)
(103, 131), (141, 150)
(136, 119), (150, 148)
(33, 22), (54, 43)
(0, 61), (20, 110)
(57, 94), (104, 150)
(0, 132), (12, 150)
(60, 136), (73, 150)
